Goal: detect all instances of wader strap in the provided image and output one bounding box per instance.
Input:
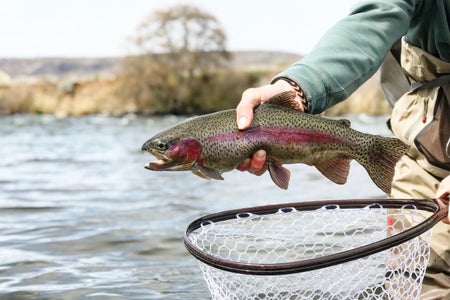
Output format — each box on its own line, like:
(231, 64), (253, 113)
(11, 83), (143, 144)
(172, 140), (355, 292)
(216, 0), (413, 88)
(410, 74), (450, 92)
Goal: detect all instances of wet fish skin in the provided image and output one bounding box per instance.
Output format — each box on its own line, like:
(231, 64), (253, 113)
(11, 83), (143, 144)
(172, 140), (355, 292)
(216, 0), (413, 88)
(142, 92), (408, 193)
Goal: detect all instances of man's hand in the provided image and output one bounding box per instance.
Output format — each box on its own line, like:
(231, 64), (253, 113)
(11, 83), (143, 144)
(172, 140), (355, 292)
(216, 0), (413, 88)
(236, 149), (267, 175)
(435, 175), (450, 224)
(236, 80), (303, 130)
(235, 80), (304, 174)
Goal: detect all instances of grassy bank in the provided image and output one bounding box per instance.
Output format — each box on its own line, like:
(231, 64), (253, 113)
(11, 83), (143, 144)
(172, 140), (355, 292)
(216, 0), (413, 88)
(0, 52), (391, 117)
(0, 76), (127, 117)
(0, 74), (390, 117)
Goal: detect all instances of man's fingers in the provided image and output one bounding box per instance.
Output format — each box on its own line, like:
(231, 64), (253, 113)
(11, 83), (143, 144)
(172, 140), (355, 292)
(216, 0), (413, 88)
(236, 150), (267, 176)
(236, 82), (297, 130)
(236, 158), (251, 171)
(236, 88), (262, 130)
(437, 198), (450, 224)
(435, 176), (450, 224)
(248, 150), (267, 175)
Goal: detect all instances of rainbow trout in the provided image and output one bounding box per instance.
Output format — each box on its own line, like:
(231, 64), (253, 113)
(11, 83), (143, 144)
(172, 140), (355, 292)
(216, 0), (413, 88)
(142, 92), (408, 193)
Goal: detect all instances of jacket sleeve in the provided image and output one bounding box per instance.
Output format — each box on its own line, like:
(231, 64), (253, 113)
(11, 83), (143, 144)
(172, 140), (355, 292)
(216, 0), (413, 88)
(273, 0), (419, 114)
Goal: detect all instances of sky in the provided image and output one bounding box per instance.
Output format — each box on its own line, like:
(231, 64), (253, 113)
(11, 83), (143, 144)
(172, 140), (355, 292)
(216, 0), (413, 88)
(0, 0), (360, 58)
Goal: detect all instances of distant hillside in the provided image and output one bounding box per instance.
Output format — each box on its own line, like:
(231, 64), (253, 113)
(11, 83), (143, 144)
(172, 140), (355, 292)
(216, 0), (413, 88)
(0, 57), (119, 78)
(0, 51), (302, 79)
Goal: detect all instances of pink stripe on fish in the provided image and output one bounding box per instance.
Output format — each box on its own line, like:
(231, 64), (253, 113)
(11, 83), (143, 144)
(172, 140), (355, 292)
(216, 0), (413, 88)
(206, 126), (346, 144)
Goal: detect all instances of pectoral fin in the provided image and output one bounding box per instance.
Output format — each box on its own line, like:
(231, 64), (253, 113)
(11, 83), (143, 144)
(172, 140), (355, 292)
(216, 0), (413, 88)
(268, 162), (291, 190)
(192, 163), (224, 180)
(315, 156), (351, 184)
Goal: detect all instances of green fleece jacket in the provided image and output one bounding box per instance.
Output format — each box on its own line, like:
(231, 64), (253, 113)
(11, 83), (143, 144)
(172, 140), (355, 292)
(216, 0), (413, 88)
(273, 0), (450, 114)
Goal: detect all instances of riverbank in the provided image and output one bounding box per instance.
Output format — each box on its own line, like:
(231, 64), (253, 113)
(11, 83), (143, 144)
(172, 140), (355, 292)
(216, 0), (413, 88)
(0, 75), (131, 117)
(0, 52), (391, 117)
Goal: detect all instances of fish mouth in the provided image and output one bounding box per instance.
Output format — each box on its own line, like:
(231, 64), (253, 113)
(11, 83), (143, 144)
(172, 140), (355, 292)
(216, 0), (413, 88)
(145, 149), (193, 171)
(145, 149), (176, 170)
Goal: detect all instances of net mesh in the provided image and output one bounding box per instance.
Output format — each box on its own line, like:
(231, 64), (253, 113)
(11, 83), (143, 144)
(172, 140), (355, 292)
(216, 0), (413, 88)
(187, 204), (433, 300)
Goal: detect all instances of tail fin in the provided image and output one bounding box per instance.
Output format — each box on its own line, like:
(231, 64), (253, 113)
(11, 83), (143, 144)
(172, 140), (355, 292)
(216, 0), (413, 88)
(358, 136), (409, 194)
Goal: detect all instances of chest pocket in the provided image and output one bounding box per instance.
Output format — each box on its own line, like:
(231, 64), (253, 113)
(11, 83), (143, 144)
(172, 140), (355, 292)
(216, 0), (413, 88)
(414, 83), (450, 170)
(390, 78), (450, 178)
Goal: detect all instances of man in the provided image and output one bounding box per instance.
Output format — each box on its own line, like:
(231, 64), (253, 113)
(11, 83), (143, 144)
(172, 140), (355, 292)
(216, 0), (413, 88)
(235, 1), (450, 298)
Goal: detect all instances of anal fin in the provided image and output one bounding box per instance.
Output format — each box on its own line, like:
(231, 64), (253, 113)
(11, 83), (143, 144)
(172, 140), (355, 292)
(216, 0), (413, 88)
(315, 156), (351, 185)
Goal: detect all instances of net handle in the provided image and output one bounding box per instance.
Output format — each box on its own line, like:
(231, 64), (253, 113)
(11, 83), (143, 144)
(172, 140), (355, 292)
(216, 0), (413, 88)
(184, 199), (448, 275)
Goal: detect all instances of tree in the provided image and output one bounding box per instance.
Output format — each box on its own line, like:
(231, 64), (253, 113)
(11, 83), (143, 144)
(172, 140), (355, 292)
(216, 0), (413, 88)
(119, 4), (231, 114)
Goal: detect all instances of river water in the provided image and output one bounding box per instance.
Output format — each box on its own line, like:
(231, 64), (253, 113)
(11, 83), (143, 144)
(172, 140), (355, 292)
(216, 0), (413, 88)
(0, 113), (392, 299)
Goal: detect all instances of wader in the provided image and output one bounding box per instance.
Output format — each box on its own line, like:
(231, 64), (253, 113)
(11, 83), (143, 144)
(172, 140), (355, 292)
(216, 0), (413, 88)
(382, 39), (450, 299)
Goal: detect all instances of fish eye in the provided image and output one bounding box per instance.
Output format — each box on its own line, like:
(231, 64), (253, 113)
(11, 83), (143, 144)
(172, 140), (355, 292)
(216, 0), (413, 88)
(155, 139), (168, 150)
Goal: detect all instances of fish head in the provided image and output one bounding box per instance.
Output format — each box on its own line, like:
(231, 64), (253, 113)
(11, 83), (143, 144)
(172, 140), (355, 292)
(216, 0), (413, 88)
(142, 136), (202, 171)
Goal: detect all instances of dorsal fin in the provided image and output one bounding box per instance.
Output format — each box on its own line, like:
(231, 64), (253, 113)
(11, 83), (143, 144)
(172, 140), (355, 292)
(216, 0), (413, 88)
(264, 91), (300, 110)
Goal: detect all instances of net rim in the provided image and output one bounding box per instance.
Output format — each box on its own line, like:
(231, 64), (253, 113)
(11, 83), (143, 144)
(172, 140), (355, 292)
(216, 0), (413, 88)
(184, 199), (447, 275)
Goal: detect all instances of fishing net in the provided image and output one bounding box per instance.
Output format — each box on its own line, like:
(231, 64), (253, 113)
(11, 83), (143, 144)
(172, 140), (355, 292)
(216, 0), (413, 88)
(184, 199), (447, 300)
